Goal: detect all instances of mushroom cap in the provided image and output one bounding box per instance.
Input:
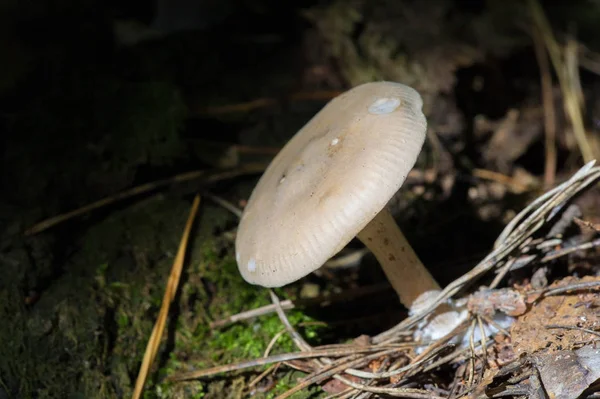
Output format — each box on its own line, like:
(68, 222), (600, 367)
(236, 81), (427, 287)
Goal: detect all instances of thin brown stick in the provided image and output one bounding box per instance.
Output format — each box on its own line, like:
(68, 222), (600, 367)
(574, 217), (600, 232)
(24, 163), (266, 235)
(466, 319), (477, 388)
(209, 300), (295, 328)
(332, 375), (445, 399)
(247, 364), (278, 389)
(545, 324), (600, 338)
(532, 25), (557, 188)
(322, 387), (355, 399)
(472, 169), (532, 193)
(210, 283), (391, 329)
(489, 258), (518, 289)
(205, 98), (274, 114)
(132, 195), (201, 399)
(194, 90), (342, 115)
(344, 343), (445, 380)
(269, 290), (312, 352)
(531, 281), (600, 296)
(579, 42), (600, 75)
(529, 0), (599, 162)
(422, 339), (494, 374)
(274, 349), (401, 399)
(232, 144), (282, 156)
(476, 317), (487, 382)
(264, 329), (288, 358)
(168, 346), (395, 381)
(205, 193), (244, 218)
(541, 238), (600, 261)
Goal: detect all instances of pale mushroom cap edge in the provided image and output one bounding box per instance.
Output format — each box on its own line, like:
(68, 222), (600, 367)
(235, 81), (427, 287)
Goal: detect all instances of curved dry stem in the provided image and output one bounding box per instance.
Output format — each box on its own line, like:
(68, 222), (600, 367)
(357, 207), (440, 308)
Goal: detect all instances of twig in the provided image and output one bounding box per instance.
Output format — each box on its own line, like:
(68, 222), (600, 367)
(209, 300), (294, 329)
(422, 339), (494, 374)
(489, 258), (518, 289)
(531, 280), (600, 296)
(528, 0), (599, 162)
(477, 317), (488, 382)
(25, 163), (266, 235)
(269, 290), (312, 352)
(343, 344), (443, 380)
(478, 314), (510, 337)
(264, 329), (288, 358)
(466, 319), (477, 388)
(194, 90), (342, 115)
(168, 346), (394, 381)
(330, 376), (446, 399)
(323, 388), (355, 399)
(574, 217), (600, 232)
(247, 364), (279, 392)
(472, 169), (532, 193)
(578, 42), (600, 75)
(132, 195), (201, 399)
(210, 283), (391, 329)
(532, 24), (557, 188)
(540, 237), (600, 261)
(547, 204), (582, 237)
(233, 144), (281, 156)
(274, 349), (401, 399)
(205, 193), (243, 218)
(545, 324), (600, 338)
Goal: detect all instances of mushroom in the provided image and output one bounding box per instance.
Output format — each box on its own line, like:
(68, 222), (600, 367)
(235, 81), (440, 310)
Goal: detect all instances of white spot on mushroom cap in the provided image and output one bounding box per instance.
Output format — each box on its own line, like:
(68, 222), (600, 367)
(368, 97), (401, 115)
(247, 258), (257, 272)
(330, 137), (339, 146)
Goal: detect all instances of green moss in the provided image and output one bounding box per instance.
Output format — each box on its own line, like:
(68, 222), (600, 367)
(204, 311), (322, 363)
(0, 187), (330, 398)
(151, 233), (329, 398)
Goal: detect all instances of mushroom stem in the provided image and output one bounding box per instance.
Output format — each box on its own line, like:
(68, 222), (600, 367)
(356, 207), (440, 308)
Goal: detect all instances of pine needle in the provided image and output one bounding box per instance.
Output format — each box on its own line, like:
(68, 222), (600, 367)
(131, 195), (202, 399)
(24, 164), (265, 236)
(528, 0), (600, 163)
(532, 24), (557, 188)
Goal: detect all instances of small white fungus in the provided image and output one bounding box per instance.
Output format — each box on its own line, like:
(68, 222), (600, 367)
(330, 137), (339, 146)
(247, 258), (257, 272)
(368, 97), (401, 115)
